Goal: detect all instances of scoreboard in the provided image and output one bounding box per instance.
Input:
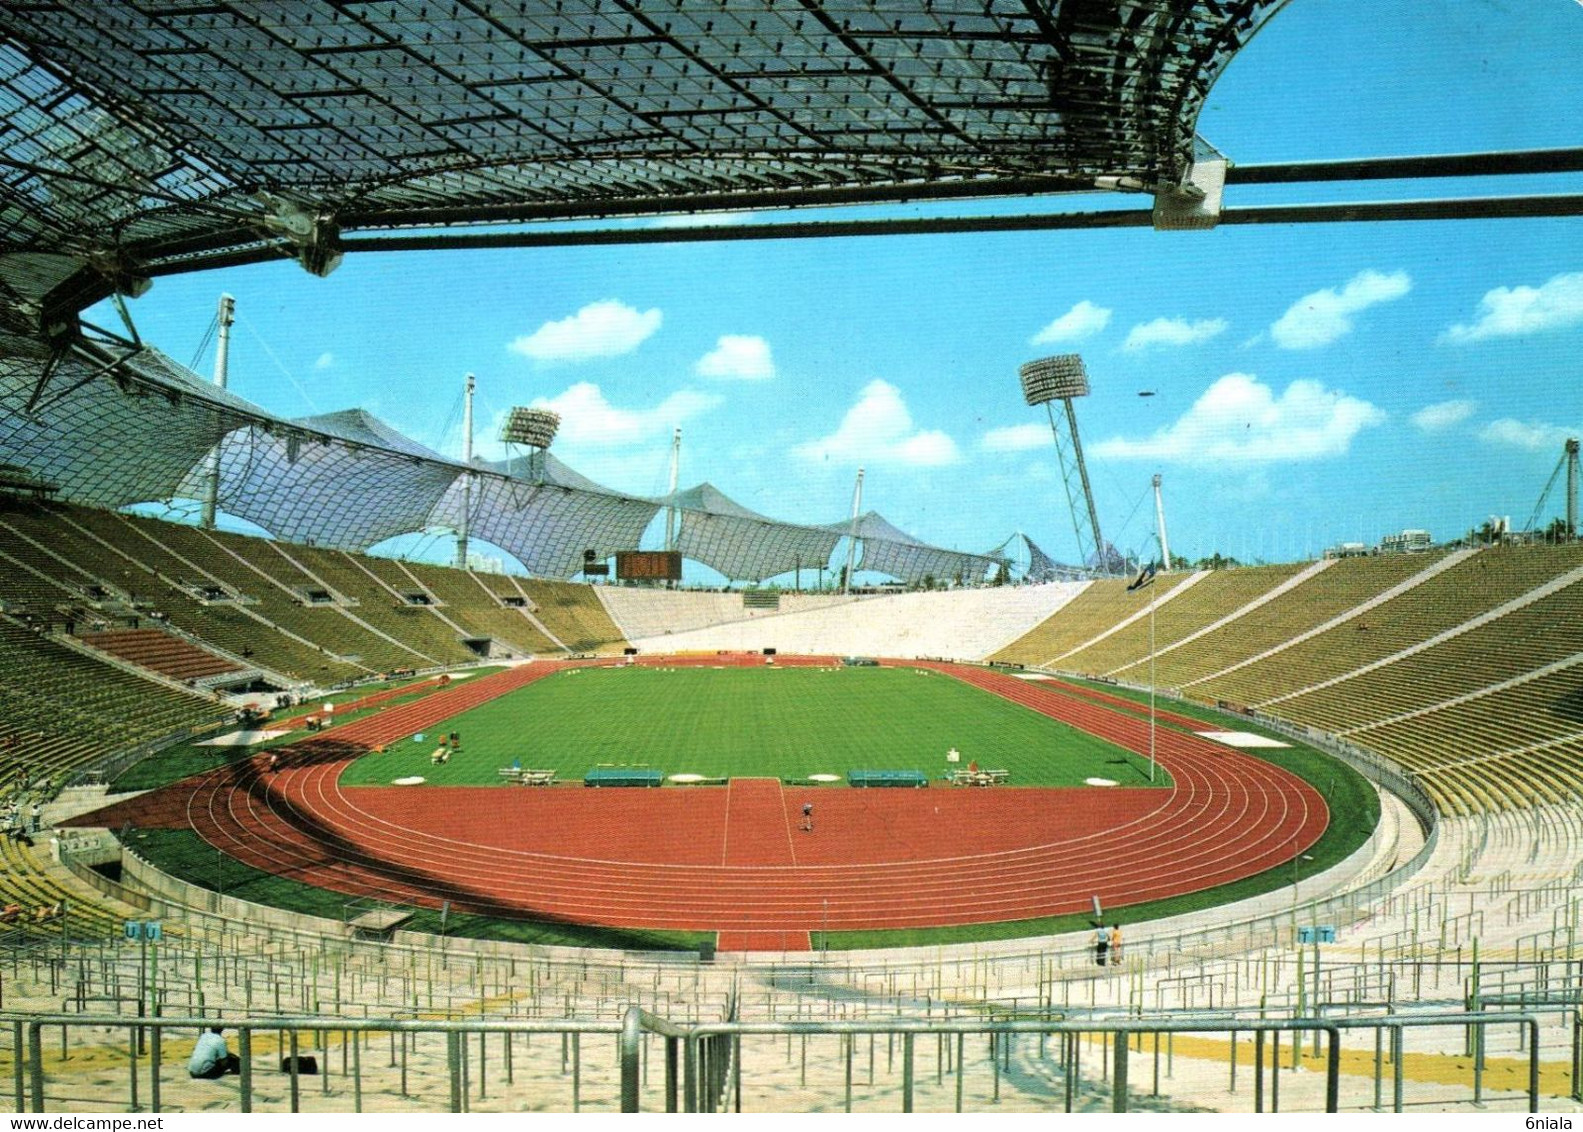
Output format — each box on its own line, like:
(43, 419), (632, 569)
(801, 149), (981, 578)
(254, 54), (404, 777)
(615, 550), (682, 582)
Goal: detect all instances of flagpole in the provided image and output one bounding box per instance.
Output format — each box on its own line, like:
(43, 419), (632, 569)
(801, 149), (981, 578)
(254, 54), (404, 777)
(1128, 556), (1160, 783)
(1148, 583), (1156, 782)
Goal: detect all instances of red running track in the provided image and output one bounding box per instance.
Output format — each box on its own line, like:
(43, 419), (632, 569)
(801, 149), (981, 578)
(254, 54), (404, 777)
(74, 659), (1329, 951)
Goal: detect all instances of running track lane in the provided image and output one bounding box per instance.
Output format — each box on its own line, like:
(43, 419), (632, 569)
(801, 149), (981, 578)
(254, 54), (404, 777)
(71, 659), (1329, 943)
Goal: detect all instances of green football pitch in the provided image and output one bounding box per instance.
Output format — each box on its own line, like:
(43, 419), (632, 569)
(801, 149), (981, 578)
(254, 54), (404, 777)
(338, 665), (1168, 788)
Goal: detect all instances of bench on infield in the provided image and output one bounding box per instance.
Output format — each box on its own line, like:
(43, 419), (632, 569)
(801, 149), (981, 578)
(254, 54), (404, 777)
(583, 767), (665, 787)
(846, 768), (928, 788)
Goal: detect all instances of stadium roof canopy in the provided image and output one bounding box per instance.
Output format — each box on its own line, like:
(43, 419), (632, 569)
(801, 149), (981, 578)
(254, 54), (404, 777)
(0, 327), (1006, 581)
(0, 0), (1284, 323)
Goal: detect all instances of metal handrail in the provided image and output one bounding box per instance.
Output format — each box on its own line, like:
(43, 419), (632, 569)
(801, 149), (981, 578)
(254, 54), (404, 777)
(2, 1005), (1553, 1114)
(5, 1010), (621, 1114)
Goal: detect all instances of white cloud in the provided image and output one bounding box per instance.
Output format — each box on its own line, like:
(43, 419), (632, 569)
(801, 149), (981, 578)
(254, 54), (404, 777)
(694, 335), (775, 380)
(508, 300), (662, 364)
(1411, 399), (1477, 433)
(1442, 271), (1583, 343)
(1122, 317), (1228, 352)
(1478, 418), (1579, 451)
(313, 351), (334, 370)
(528, 382), (721, 447)
(793, 380), (959, 467)
(1270, 270), (1412, 349)
(980, 422), (1049, 453)
(1031, 301), (1112, 345)
(1090, 373), (1386, 464)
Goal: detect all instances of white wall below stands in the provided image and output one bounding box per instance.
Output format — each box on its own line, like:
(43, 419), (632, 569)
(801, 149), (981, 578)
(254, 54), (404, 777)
(627, 582), (1087, 661)
(597, 588), (863, 642)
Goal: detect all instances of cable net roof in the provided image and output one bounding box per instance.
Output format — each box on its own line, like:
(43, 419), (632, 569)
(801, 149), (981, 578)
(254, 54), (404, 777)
(174, 410), (463, 551)
(428, 455), (661, 579)
(1, 326), (1010, 582)
(0, 334), (259, 508)
(666, 482), (841, 583)
(1023, 532), (1063, 582)
(0, 1), (1282, 297)
(832, 510), (1003, 585)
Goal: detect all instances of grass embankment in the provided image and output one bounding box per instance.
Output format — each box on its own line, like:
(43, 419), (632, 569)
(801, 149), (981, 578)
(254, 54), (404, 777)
(121, 827), (709, 951)
(112, 670), (502, 792)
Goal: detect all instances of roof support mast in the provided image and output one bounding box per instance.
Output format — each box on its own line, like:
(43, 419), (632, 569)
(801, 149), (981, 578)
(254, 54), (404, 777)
(456, 373), (474, 569)
(843, 467), (864, 594)
(199, 293), (234, 530)
(1568, 438), (1579, 540)
(664, 427), (681, 552)
(1153, 474), (1171, 570)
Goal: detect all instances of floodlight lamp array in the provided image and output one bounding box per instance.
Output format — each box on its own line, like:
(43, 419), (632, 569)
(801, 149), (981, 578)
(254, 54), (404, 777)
(1019, 355), (1091, 406)
(500, 408), (560, 449)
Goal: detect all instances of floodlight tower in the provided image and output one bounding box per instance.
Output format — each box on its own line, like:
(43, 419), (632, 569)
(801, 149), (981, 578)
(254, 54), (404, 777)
(1019, 354), (1107, 574)
(499, 406), (561, 484)
(199, 293), (235, 529)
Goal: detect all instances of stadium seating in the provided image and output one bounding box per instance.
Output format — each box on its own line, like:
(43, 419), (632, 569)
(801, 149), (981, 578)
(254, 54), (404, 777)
(1348, 665), (1583, 783)
(287, 546), (478, 665)
(989, 573), (1194, 667)
(516, 578), (630, 653)
(0, 511), (116, 609)
(80, 627), (244, 683)
(1195, 545), (1583, 708)
(1056, 564), (1305, 678)
(61, 508), (369, 683)
(1109, 553), (1439, 689)
(0, 831), (129, 943)
(153, 524), (436, 673)
(0, 618), (224, 790)
(0, 545), (80, 614)
(404, 562), (566, 655)
(1274, 575), (1583, 734)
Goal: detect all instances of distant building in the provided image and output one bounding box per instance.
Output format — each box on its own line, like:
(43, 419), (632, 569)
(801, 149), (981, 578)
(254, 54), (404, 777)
(1380, 529), (1432, 554)
(1325, 542), (1370, 559)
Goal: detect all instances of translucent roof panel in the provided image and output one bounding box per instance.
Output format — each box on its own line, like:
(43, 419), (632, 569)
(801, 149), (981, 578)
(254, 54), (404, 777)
(858, 540), (1000, 586)
(829, 511), (1006, 585)
(1023, 533), (1067, 583)
(667, 483), (840, 582)
(431, 474), (659, 580)
(176, 422), (464, 551)
(1, 318), (1000, 581)
(0, 2), (1285, 279)
(0, 333), (244, 508)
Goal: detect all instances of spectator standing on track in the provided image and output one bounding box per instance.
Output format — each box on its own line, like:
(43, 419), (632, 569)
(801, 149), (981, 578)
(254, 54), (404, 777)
(28, 802), (41, 834)
(268, 751), (280, 774)
(1109, 924), (1123, 965)
(801, 802), (814, 833)
(1094, 925), (1109, 967)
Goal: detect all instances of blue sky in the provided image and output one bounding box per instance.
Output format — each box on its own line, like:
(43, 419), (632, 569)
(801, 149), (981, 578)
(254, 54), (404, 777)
(99, 0), (1583, 578)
